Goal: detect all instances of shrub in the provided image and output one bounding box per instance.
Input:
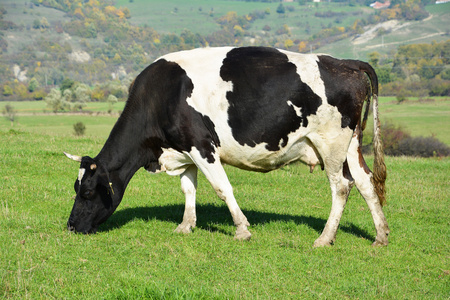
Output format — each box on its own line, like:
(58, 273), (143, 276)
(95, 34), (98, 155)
(381, 121), (411, 154)
(396, 136), (450, 157)
(381, 121), (449, 157)
(73, 122), (86, 136)
(32, 88), (47, 100)
(363, 121), (450, 157)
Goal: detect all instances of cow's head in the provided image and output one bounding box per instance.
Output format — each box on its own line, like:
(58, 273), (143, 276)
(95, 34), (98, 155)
(64, 152), (119, 234)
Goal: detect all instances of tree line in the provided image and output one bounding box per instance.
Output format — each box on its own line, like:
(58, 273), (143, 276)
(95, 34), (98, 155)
(0, 0), (447, 106)
(370, 40), (450, 97)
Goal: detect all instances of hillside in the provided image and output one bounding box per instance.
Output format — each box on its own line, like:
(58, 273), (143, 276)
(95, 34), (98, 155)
(320, 3), (450, 59)
(0, 0), (448, 103)
(115, 0), (449, 59)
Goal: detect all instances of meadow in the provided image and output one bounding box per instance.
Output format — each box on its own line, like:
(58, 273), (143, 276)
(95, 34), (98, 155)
(0, 98), (449, 298)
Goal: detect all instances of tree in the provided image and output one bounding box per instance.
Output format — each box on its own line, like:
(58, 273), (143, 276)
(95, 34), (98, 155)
(40, 17), (50, 29)
(3, 84), (13, 96)
(107, 94), (118, 113)
(45, 88), (68, 112)
(28, 78), (39, 92)
(74, 83), (91, 103)
(63, 89), (73, 102)
(368, 52), (380, 67)
(276, 4), (285, 14)
(284, 39), (294, 49)
(2, 104), (17, 126)
(60, 78), (75, 91)
(298, 41), (307, 52)
(32, 19), (41, 29)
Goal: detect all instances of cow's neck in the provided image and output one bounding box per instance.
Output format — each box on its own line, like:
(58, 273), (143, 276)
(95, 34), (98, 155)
(95, 106), (151, 193)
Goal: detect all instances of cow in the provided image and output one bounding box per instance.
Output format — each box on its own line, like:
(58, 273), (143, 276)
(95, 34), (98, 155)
(64, 46), (389, 247)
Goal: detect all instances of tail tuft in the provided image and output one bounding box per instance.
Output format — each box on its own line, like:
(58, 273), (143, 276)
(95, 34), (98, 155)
(371, 95), (387, 206)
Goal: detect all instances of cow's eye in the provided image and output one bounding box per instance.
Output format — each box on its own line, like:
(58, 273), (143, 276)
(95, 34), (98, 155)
(82, 189), (95, 199)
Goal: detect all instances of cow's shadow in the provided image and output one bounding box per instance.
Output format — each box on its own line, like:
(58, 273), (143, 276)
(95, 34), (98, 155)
(100, 203), (374, 241)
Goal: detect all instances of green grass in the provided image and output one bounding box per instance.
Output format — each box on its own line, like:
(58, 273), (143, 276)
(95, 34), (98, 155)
(0, 101), (126, 114)
(1, 101), (449, 298)
(2, 97), (448, 144)
(377, 97), (450, 145)
(1, 101), (126, 137)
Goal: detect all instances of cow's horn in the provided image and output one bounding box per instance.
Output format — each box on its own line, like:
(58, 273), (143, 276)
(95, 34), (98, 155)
(64, 152), (82, 162)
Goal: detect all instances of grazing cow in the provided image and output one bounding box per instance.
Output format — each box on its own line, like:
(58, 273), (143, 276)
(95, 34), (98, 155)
(65, 47), (389, 247)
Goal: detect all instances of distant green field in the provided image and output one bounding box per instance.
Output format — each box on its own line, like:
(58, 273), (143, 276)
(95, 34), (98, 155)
(377, 97), (450, 145)
(2, 97), (448, 144)
(0, 101), (126, 114)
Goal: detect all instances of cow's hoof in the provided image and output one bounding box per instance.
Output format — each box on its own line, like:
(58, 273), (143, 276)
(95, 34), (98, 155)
(174, 222), (194, 234)
(234, 227), (251, 241)
(372, 239), (388, 247)
(313, 238), (333, 248)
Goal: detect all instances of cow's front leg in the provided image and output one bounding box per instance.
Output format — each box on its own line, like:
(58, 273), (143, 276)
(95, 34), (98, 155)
(175, 165), (198, 234)
(188, 149), (251, 240)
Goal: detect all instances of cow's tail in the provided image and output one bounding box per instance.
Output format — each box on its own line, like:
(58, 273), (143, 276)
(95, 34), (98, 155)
(361, 62), (387, 206)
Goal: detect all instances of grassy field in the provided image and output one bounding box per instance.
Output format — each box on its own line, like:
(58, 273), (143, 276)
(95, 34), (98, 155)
(2, 96), (449, 144)
(376, 97), (450, 145)
(1, 97), (449, 298)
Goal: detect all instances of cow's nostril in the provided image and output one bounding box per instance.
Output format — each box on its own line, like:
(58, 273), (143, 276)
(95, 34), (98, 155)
(67, 221), (75, 232)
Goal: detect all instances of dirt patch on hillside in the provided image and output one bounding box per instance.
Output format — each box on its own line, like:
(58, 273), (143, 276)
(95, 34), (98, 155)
(352, 20), (410, 45)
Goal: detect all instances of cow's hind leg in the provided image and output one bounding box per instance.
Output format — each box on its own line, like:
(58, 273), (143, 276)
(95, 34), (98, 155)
(175, 165), (198, 234)
(188, 149), (251, 240)
(313, 163), (353, 247)
(309, 132), (354, 247)
(347, 134), (389, 246)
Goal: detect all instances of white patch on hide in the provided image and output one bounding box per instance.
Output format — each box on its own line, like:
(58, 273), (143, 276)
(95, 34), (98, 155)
(78, 168), (86, 185)
(157, 148), (193, 176)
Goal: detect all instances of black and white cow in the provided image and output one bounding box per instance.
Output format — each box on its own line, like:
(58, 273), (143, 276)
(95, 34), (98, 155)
(65, 47), (389, 247)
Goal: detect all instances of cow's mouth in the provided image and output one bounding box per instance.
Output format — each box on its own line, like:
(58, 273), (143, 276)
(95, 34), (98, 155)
(67, 221), (98, 234)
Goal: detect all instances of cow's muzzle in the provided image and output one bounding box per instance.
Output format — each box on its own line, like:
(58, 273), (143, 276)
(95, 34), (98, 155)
(67, 220), (97, 234)
(67, 220), (76, 232)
